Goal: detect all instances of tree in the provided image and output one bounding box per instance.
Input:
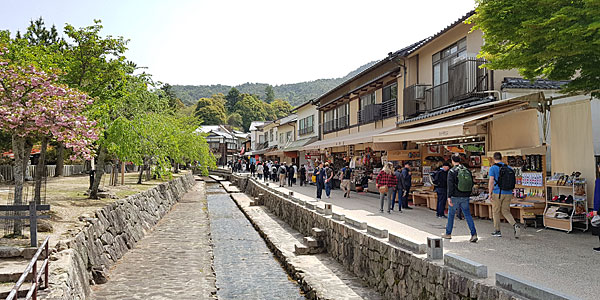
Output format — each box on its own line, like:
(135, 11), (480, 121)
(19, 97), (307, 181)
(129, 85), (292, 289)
(264, 85), (275, 103)
(233, 94), (269, 131)
(195, 95), (226, 125)
(227, 112), (243, 128)
(160, 83), (184, 110)
(225, 87), (241, 112)
(0, 50), (97, 234)
(269, 99), (293, 119)
(23, 17), (62, 47)
(470, 0), (600, 97)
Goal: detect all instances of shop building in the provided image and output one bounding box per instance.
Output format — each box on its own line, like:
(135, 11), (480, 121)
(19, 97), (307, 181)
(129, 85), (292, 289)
(196, 125), (242, 166)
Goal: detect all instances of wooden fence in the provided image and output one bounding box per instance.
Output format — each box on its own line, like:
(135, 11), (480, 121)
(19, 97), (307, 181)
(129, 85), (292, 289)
(0, 165), (85, 182)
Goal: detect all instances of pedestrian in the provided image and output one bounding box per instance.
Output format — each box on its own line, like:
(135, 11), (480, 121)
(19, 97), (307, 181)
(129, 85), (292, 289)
(376, 162), (396, 213)
(340, 164), (352, 198)
(433, 162), (450, 218)
(278, 162), (287, 187)
(488, 152), (520, 238)
(399, 162), (413, 210)
(263, 162), (270, 182)
(314, 163), (325, 199)
(299, 164), (307, 186)
(250, 162), (256, 177)
(442, 155), (478, 242)
(256, 163), (263, 180)
(392, 166), (402, 211)
(592, 164), (600, 252)
(293, 164), (298, 184)
(324, 162), (334, 198)
(287, 164), (295, 187)
(272, 162), (278, 182)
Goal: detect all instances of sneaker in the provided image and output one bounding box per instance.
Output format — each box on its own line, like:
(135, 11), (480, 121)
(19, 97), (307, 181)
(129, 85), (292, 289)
(387, 211), (391, 214)
(380, 209), (384, 213)
(441, 234), (451, 239)
(470, 234), (478, 243)
(593, 247), (600, 252)
(327, 196), (331, 199)
(405, 206), (413, 210)
(437, 216), (442, 219)
(441, 215), (447, 219)
(514, 224), (521, 239)
(491, 231), (502, 237)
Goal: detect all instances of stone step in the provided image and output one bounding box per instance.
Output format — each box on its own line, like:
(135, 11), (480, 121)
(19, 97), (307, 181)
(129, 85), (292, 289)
(0, 259), (33, 283)
(303, 236), (320, 248)
(0, 282), (32, 298)
(0, 247), (23, 259)
(294, 244), (310, 255)
(311, 227), (326, 238)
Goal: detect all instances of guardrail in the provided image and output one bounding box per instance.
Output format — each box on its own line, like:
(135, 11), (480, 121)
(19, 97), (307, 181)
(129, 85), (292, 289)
(5, 236), (50, 300)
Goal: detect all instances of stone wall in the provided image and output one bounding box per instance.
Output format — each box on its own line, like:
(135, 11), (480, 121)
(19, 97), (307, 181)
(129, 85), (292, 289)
(45, 173), (195, 300)
(233, 174), (521, 300)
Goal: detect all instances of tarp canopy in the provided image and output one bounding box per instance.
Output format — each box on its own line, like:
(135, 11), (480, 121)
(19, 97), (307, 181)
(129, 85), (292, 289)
(304, 126), (395, 150)
(283, 137), (318, 152)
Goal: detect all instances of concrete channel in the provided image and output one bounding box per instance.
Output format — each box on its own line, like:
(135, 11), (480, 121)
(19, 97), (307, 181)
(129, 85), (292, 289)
(205, 183), (305, 299)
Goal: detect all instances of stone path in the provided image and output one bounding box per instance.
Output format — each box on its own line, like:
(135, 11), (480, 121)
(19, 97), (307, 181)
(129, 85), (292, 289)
(91, 183), (216, 300)
(205, 183), (304, 299)
(230, 192), (383, 300)
(248, 176), (598, 300)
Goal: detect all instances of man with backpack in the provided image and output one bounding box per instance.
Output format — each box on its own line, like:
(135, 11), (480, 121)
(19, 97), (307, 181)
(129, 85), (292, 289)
(433, 162), (450, 218)
(442, 155), (478, 242)
(324, 162), (334, 199)
(314, 162), (325, 199)
(340, 164), (352, 198)
(278, 162), (287, 187)
(399, 162), (413, 210)
(488, 152), (520, 238)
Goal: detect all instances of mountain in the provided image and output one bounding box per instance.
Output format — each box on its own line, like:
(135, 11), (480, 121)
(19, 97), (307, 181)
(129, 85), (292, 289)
(172, 61), (378, 107)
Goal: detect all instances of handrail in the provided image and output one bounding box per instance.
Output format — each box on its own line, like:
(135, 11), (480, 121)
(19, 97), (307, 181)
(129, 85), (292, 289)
(6, 236), (50, 300)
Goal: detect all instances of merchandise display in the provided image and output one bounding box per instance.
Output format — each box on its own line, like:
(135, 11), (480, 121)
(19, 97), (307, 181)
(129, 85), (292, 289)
(544, 174), (588, 232)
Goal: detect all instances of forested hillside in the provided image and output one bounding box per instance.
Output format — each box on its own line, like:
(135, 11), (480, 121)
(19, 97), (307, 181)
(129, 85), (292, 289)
(172, 61), (378, 106)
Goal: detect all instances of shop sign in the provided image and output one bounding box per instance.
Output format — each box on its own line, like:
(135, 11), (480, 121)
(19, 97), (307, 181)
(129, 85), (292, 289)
(305, 154), (311, 159)
(307, 150), (320, 156)
(387, 150), (420, 161)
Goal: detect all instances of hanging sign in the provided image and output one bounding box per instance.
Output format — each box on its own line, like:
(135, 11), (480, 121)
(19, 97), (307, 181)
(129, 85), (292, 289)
(387, 150), (420, 161)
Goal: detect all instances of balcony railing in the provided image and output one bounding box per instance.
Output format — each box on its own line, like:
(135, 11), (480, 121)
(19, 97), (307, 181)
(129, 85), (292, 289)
(448, 58), (488, 102)
(299, 125), (314, 136)
(322, 115), (349, 134)
(403, 84), (431, 117)
(358, 101), (397, 125)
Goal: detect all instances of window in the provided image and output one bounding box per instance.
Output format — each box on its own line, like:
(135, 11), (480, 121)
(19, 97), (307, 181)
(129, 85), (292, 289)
(360, 92), (375, 110)
(269, 129), (273, 141)
(432, 38), (467, 107)
(299, 115), (314, 135)
(279, 133), (284, 143)
(382, 83), (397, 102)
(286, 131), (292, 142)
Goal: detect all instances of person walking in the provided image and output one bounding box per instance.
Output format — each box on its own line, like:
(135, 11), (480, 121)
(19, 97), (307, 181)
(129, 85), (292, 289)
(278, 163), (287, 187)
(399, 162), (413, 210)
(433, 162), (450, 218)
(272, 163), (278, 182)
(391, 166), (402, 211)
(293, 164), (298, 185)
(250, 162), (256, 177)
(376, 162), (397, 213)
(488, 152), (520, 238)
(299, 164), (307, 186)
(256, 163), (264, 180)
(314, 163), (325, 199)
(592, 164), (600, 252)
(287, 164), (295, 187)
(442, 155), (478, 242)
(340, 164), (352, 198)
(324, 162), (334, 198)
(263, 162), (270, 182)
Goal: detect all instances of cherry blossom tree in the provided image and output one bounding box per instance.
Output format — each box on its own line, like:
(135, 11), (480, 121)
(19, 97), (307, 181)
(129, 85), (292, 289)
(0, 48), (97, 235)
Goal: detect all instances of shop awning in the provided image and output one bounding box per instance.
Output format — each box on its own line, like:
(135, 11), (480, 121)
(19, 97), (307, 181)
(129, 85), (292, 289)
(266, 149), (284, 156)
(251, 147), (275, 155)
(486, 146), (547, 157)
(304, 126), (395, 150)
(373, 104), (529, 144)
(282, 137), (319, 152)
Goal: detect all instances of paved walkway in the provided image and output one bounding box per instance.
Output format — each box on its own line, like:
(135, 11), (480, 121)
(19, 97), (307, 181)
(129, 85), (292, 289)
(247, 173), (599, 300)
(205, 183), (304, 299)
(92, 183), (216, 300)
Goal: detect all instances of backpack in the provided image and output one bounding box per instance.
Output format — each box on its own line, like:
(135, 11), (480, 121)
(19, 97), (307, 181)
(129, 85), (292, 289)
(343, 168), (352, 179)
(495, 163), (516, 191)
(432, 170), (441, 186)
(279, 166), (286, 175)
(455, 165), (473, 192)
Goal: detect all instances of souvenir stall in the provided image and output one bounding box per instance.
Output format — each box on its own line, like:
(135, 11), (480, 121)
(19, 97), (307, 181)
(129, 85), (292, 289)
(349, 146), (385, 193)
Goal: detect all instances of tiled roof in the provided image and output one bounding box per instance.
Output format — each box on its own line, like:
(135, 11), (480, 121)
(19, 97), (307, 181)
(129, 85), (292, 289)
(397, 97), (495, 125)
(501, 77), (569, 90)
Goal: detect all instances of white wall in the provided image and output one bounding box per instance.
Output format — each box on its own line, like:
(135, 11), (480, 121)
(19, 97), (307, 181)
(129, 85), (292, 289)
(296, 104), (318, 140)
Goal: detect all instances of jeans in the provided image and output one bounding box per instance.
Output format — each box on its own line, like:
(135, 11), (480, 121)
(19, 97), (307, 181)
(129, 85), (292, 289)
(379, 190), (392, 212)
(316, 181), (324, 199)
(300, 176), (305, 186)
(288, 176), (293, 187)
(446, 197), (477, 236)
(325, 181), (332, 197)
(390, 187), (400, 210)
(435, 188), (447, 217)
(398, 187), (411, 208)
(264, 173), (269, 182)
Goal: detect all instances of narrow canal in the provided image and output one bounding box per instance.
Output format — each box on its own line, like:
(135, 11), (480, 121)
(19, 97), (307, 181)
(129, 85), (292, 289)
(205, 183), (305, 299)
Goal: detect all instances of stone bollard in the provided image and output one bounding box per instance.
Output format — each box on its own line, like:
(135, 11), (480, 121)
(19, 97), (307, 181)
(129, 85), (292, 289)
(323, 203), (332, 215)
(427, 237), (443, 260)
(289, 191), (294, 196)
(266, 182), (269, 186)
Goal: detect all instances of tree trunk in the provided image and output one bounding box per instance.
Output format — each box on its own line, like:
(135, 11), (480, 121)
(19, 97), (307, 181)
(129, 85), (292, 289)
(54, 143), (64, 177)
(34, 137), (48, 204)
(90, 146), (106, 199)
(12, 135), (25, 235)
(137, 159), (145, 184)
(23, 139), (33, 181)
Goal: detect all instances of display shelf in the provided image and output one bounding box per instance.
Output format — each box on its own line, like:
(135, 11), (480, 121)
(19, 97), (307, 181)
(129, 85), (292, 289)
(515, 184), (544, 189)
(547, 201), (575, 207)
(544, 180), (588, 233)
(545, 184), (574, 188)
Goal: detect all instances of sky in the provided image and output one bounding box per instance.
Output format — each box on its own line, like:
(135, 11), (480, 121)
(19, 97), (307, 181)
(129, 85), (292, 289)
(1, 0), (476, 86)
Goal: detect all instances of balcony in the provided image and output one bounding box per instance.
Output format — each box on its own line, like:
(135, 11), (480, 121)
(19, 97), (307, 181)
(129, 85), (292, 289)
(299, 125), (314, 136)
(358, 101), (397, 125)
(322, 115), (349, 134)
(403, 84), (431, 117)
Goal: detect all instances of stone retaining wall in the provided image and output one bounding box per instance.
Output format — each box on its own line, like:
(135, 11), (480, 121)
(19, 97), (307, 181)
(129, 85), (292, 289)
(230, 174), (521, 300)
(45, 173), (195, 300)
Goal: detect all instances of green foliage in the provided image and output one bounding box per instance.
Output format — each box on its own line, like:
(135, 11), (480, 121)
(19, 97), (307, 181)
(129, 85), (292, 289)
(269, 99), (293, 120)
(470, 0), (600, 96)
(227, 112), (243, 127)
(195, 94), (227, 125)
(264, 85), (275, 103)
(233, 94), (270, 131)
(225, 87), (241, 111)
(171, 61), (378, 106)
